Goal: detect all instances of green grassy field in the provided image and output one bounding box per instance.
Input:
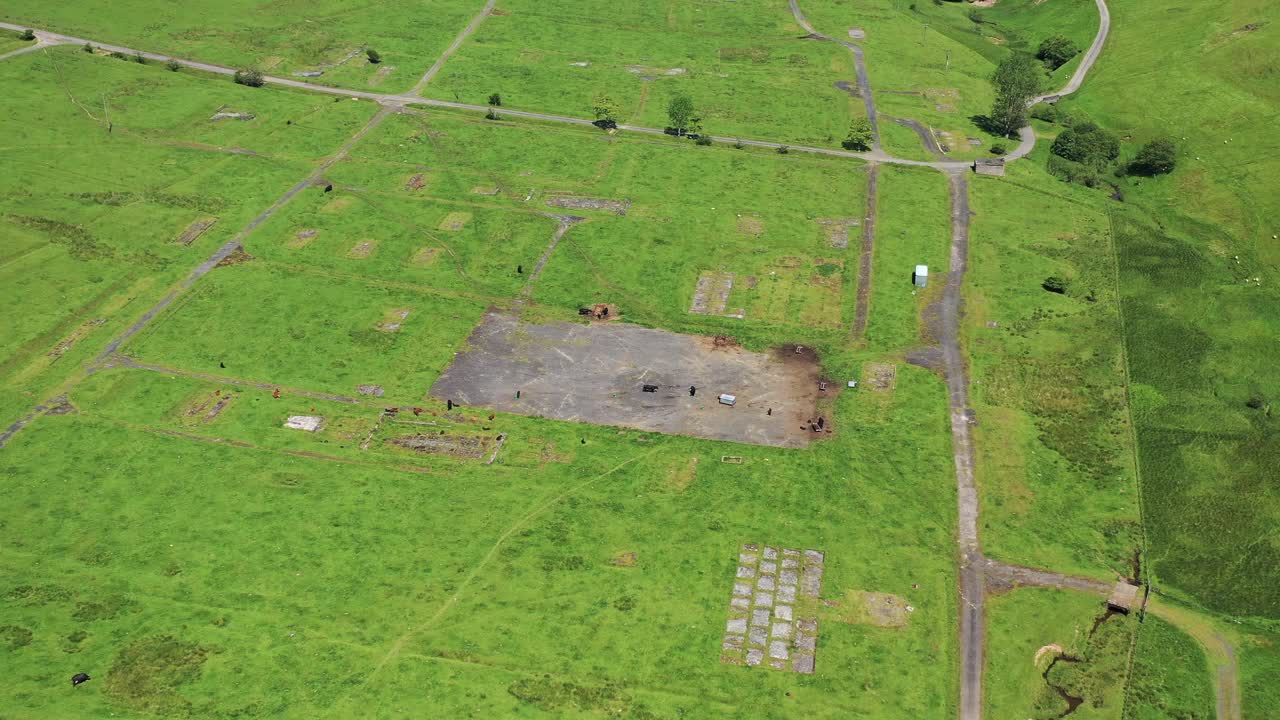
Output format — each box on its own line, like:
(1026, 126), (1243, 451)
(424, 0), (863, 146)
(985, 587), (1124, 720)
(965, 162), (1139, 580)
(0, 0), (483, 94)
(4, 0), (1278, 716)
(0, 47), (378, 427)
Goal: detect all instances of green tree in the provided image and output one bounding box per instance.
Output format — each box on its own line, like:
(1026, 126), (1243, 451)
(989, 54), (1042, 137)
(233, 68), (266, 88)
(18, 29), (35, 41)
(366, 49), (381, 64)
(133, 52), (147, 64)
(82, 43), (94, 53)
(166, 59), (182, 72)
(592, 94), (619, 126)
(842, 118), (874, 151)
(488, 92), (502, 107)
(1050, 121), (1120, 167)
(667, 94), (696, 135)
(1130, 136), (1178, 176)
(1037, 35), (1080, 71)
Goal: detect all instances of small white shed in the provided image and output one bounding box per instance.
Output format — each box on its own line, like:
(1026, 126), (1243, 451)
(913, 265), (929, 288)
(718, 394), (737, 407)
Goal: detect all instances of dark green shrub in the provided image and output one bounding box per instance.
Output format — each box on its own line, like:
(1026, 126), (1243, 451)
(1037, 35), (1080, 70)
(488, 93), (502, 106)
(1051, 121), (1120, 167)
(365, 48), (381, 64)
(1130, 136), (1178, 176)
(233, 68), (265, 87)
(166, 59), (181, 72)
(18, 29), (35, 41)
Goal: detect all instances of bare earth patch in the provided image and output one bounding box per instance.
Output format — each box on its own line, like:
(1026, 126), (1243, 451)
(544, 195), (630, 215)
(406, 174), (427, 191)
(377, 308), (411, 333)
(320, 196), (354, 214)
(215, 248), (252, 268)
(827, 590), (912, 628)
(173, 217), (217, 246)
(431, 312), (825, 447)
(863, 362), (897, 392)
(816, 217), (859, 249)
(386, 432), (496, 460)
(48, 318), (106, 359)
(347, 240), (376, 259)
(288, 229), (318, 249)
(410, 246), (441, 266)
(470, 186), (500, 196)
(690, 271), (740, 317)
(438, 211), (472, 231)
(736, 214), (764, 237)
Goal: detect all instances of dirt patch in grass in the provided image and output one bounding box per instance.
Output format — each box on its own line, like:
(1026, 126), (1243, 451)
(611, 551), (638, 567)
(320, 196), (354, 214)
(438, 211), (472, 231)
(104, 636), (208, 717)
(368, 64), (396, 86)
(827, 590), (912, 628)
(471, 186), (500, 196)
(690, 271), (737, 316)
(544, 195), (630, 215)
(215, 247), (253, 268)
(377, 308), (411, 332)
(178, 390), (236, 425)
(387, 432), (496, 459)
(924, 88), (959, 113)
(433, 312), (826, 447)
(289, 229), (318, 249)
(737, 214), (764, 237)
(347, 240), (376, 258)
(863, 362), (897, 392)
(356, 384), (384, 397)
(173, 217), (217, 246)
(406, 174), (427, 191)
(411, 246), (441, 266)
(48, 318), (106, 359)
(666, 456), (699, 491)
(817, 217), (859, 249)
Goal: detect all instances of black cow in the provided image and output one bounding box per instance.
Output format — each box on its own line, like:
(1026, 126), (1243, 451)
(72, 673), (90, 687)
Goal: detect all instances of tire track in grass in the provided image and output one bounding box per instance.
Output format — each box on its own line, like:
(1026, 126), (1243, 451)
(360, 448), (660, 681)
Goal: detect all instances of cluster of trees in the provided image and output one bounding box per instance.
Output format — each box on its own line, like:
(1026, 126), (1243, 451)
(1046, 117), (1178, 185)
(1036, 35), (1080, 71)
(988, 49), (1177, 183)
(17, 28), (35, 41)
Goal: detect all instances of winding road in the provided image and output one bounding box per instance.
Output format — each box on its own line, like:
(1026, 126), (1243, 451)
(2, 4), (1236, 720)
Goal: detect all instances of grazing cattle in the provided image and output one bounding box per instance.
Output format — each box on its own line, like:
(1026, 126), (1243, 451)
(689, 386), (697, 397)
(71, 673), (90, 687)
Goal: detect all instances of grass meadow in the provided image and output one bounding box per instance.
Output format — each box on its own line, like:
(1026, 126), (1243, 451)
(0, 29), (967, 719)
(3, 0), (1277, 716)
(0, 0), (483, 94)
(424, 0), (863, 147)
(0, 47), (378, 428)
(964, 162), (1139, 580)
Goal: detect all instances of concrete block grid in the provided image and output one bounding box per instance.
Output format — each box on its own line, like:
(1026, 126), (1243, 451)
(721, 544), (824, 673)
